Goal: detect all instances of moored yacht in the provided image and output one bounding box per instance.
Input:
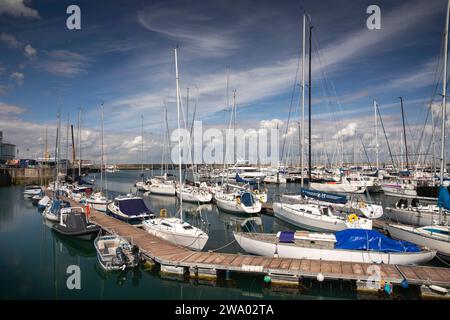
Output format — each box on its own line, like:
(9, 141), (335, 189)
(107, 195), (153, 224)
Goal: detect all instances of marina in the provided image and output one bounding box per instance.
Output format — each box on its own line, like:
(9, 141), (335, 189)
(1, 0), (450, 305)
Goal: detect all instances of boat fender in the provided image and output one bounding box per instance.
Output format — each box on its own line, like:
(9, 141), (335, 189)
(317, 273), (324, 282)
(347, 214), (358, 224)
(160, 208), (168, 217)
(236, 197), (241, 205)
(400, 279), (409, 289)
(264, 275), (271, 283)
(429, 285), (448, 295)
(384, 282), (392, 295)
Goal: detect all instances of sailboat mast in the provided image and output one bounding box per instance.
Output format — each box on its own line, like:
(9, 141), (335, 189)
(141, 115), (144, 174)
(399, 97), (409, 170)
(440, 0), (449, 189)
(308, 25), (313, 182)
(301, 14), (306, 187)
(66, 114), (69, 175)
(374, 99), (379, 171)
(100, 103), (105, 194)
(175, 47), (183, 221)
(77, 108), (81, 176)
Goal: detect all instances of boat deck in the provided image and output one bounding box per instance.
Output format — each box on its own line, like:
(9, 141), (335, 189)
(46, 189), (450, 290)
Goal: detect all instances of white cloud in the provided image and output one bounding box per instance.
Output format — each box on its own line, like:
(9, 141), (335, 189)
(333, 122), (357, 139)
(24, 44), (37, 58)
(10, 71), (24, 85)
(0, 32), (22, 49)
(0, 0), (39, 19)
(0, 102), (26, 114)
(39, 50), (91, 77)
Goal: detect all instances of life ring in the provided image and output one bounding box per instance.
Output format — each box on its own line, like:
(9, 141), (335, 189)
(260, 196), (264, 203)
(359, 201), (366, 209)
(160, 208), (168, 217)
(236, 197), (241, 205)
(348, 214), (358, 224)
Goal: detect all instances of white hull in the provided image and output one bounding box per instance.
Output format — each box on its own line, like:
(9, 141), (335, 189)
(148, 184), (176, 196)
(234, 232), (436, 265)
(273, 202), (372, 232)
(387, 224), (450, 259)
(215, 196), (261, 214)
(143, 219), (208, 251)
(384, 207), (441, 227)
(310, 182), (366, 194)
(176, 189), (212, 203)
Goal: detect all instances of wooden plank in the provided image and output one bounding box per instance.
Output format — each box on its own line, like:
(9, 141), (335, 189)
(289, 259), (302, 271)
(230, 255), (246, 267)
(241, 256), (255, 266)
(211, 254), (227, 265)
(351, 263), (364, 276)
(320, 261), (332, 274)
(310, 260), (321, 273)
(417, 267), (446, 282)
(398, 266), (419, 281)
(220, 254), (240, 266)
(330, 261), (342, 274)
(203, 253), (220, 265)
(248, 256), (265, 267)
(192, 253), (213, 264)
(300, 259), (311, 272)
(433, 267), (450, 282)
(268, 258), (282, 269)
(279, 259), (292, 270)
(410, 266), (432, 282)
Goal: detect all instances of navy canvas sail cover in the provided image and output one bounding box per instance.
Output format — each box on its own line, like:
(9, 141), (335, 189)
(235, 173), (256, 185)
(241, 192), (254, 207)
(334, 229), (420, 252)
(300, 188), (347, 204)
(279, 231), (295, 243)
(118, 199), (151, 216)
(438, 185), (450, 210)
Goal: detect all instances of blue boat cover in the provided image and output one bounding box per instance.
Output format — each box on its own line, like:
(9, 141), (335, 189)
(438, 186), (450, 211)
(279, 231), (295, 243)
(334, 229), (420, 252)
(241, 192), (254, 207)
(300, 188), (348, 204)
(235, 173), (256, 185)
(118, 198), (151, 216)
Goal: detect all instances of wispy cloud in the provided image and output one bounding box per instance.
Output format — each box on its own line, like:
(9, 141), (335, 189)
(0, 101), (26, 114)
(10, 71), (24, 85)
(0, 0), (40, 19)
(38, 50), (91, 77)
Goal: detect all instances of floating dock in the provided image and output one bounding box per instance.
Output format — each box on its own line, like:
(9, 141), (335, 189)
(48, 189), (450, 296)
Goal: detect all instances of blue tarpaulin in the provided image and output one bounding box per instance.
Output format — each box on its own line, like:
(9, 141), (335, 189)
(300, 188), (348, 204)
(279, 231), (295, 243)
(438, 186), (450, 211)
(118, 199), (151, 216)
(235, 173), (257, 185)
(334, 229), (420, 252)
(241, 192), (254, 207)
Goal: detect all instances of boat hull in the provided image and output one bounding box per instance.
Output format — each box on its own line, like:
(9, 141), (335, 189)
(143, 224), (208, 251)
(233, 232), (435, 265)
(215, 196), (261, 215)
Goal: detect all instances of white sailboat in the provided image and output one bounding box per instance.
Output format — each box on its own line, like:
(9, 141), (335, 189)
(310, 177), (367, 194)
(142, 47), (209, 251)
(86, 104), (111, 212)
(233, 230), (436, 265)
(214, 187), (262, 215)
(273, 201), (372, 232)
(387, 0), (450, 261)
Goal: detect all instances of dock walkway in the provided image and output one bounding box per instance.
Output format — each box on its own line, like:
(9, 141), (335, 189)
(48, 190), (450, 292)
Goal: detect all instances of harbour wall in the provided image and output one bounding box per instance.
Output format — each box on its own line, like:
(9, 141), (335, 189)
(0, 168), (54, 186)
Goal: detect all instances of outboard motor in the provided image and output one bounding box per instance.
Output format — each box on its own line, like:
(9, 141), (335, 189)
(115, 247), (128, 265)
(131, 245), (140, 263)
(411, 198), (420, 208)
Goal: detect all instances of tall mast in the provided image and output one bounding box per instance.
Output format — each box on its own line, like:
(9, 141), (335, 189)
(100, 103), (105, 194)
(301, 14), (306, 187)
(77, 108), (81, 176)
(66, 114), (69, 175)
(141, 115), (144, 174)
(308, 24), (313, 182)
(44, 126), (48, 161)
(374, 99), (379, 171)
(431, 103), (437, 176)
(175, 47), (183, 221)
(399, 97), (409, 170)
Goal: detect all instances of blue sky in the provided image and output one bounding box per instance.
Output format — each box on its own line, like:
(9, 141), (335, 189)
(0, 0), (449, 165)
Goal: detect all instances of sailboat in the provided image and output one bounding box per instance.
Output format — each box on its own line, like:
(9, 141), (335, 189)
(86, 104), (111, 212)
(387, 1), (450, 260)
(142, 47), (209, 251)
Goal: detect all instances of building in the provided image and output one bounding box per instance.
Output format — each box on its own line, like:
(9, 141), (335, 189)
(0, 131), (16, 164)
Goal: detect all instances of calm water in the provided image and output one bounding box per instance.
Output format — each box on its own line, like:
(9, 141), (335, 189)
(0, 170), (424, 299)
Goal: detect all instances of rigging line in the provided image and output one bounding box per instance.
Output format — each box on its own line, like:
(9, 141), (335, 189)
(280, 37), (302, 163)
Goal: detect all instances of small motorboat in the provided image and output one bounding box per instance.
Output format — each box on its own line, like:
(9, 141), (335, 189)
(42, 199), (71, 222)
(94, 235), (141, 271)
(85, 192), (111, 212)
(107, 195), (153, 224)
(37, 195), (51, 211)
(234, 229), (436, 265)
(52, 207), (100, 240)
(23, 185), (42, 198)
